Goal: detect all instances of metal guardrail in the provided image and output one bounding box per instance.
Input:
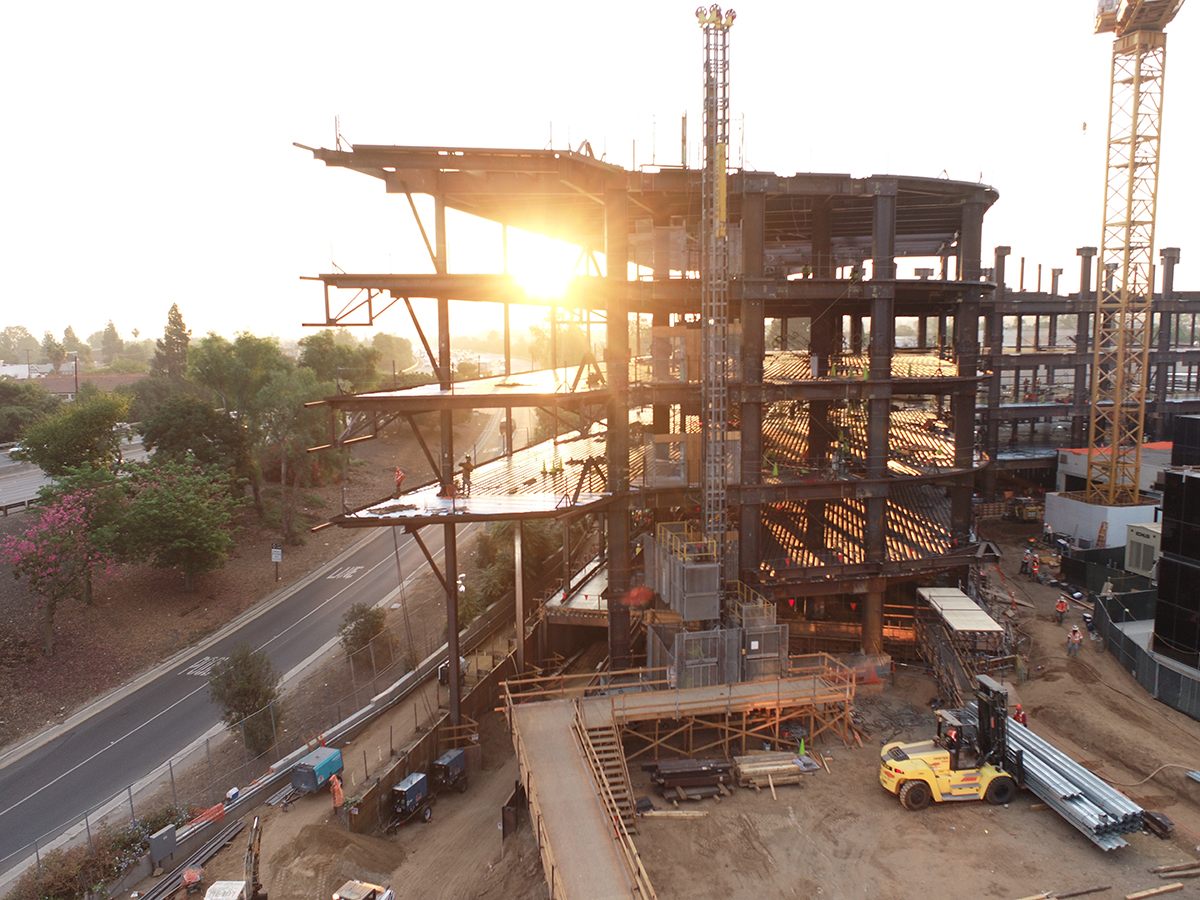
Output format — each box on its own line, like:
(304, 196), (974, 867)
(1, 499), (35, 517)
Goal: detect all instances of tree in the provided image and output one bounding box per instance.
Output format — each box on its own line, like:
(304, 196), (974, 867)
(62, 326), (93, 367)
(190, 332), (291, 515)
(0, 379), (60, 443)
(15, 390), (129, 475)
(41, 332), (67, 374)
(338, 602), (389, 654)
(36, 465), (131, 564)
(0, 491), (119, 655)
(118, 339), (155, 365)
(372, 332), (415, 376)
(298, 329), (380, 392)
(0, 326), (40, 364)
(256, 367), (330, 544)
(122, 459), (242, 591)
(101, 321), (124, 364)
(150, 304), (190, 379)
(207, 643), (284, 755)
(140, 395), (244, 472)
(114, 374), (203, 423)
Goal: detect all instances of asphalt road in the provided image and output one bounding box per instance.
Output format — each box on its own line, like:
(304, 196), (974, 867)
(0, 441), (149, 507)
(0, 522), (453, 872)
(0, 413), (503, 877)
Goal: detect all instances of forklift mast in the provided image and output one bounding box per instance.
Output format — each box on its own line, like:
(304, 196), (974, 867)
(974, 674), (1024, 785)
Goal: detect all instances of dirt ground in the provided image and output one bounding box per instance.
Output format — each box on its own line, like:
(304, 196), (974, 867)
(144, 708), (548, 900)
(632, 520), (1200, 900)
(115, 517), (1200, 900)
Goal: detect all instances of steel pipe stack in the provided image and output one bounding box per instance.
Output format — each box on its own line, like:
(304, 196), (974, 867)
(961, 705), (1144, 851)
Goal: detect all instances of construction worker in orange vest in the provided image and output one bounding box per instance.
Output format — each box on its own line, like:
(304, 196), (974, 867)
(1012, 704), (1027, 726)
(1055, 594), (1069, 625)
(1068, 625), (1084, 658)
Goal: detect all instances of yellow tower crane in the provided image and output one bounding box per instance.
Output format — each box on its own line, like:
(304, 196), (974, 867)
(1085, 0), (1186, 506)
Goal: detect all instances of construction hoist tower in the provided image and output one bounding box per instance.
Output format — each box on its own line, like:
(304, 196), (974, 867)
(697, 3), (734, 590)
(1086, 0), (1186, 506)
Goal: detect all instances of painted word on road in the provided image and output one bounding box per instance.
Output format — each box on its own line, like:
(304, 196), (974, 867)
(182, 656), (226, 678)
(327, 566), (365, 580)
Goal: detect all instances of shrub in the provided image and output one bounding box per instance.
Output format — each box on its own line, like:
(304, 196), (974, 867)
(7, 806), (188, 900)
(338, 603), (388, 655)
(208, 643), (284, 755)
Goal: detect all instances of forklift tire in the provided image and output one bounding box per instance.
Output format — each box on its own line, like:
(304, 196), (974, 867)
(985, 776), (1017, 805)
(421, 806), (433, 823)
(457, 777), (468, 794)
(899, 780), (932, 811)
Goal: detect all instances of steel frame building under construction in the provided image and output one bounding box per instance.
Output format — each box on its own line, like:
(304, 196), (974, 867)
(298, 138), (1001, 703)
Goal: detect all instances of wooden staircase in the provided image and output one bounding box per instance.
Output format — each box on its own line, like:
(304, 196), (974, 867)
(574, 708), (638, 834)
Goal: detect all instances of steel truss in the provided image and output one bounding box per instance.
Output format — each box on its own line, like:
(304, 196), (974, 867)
(1086, 28), (1168, 505)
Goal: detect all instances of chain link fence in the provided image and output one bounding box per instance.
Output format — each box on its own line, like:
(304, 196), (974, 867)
(0, 615), (449, 891)
(1093, 592), (1200, 721)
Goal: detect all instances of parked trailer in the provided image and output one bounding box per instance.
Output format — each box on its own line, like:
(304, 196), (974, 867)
(386, 772), (437, 832)
(292, 747), (344, 794)
(431, 749), (468, 794)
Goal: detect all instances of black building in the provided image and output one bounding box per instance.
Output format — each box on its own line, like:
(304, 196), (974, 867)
(1156, 469), (1200, 668)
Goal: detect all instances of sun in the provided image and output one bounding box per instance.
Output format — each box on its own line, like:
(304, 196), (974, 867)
(505, 232), (589, 302)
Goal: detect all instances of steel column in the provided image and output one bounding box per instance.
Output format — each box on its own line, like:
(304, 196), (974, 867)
(605, 187), (631, 667)
(740, 190), (765, 579)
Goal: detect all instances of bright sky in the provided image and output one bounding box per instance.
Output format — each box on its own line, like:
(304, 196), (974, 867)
(2, 1), (1196, 349)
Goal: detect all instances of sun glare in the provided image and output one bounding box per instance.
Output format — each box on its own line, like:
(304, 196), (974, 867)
(506, 232), (591, 302)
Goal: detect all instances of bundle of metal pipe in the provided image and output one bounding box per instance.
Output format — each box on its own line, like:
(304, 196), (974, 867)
(960, 704), (1143, 851)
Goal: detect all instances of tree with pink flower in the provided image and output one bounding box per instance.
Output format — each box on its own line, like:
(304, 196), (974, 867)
(0, 491), (118, 655)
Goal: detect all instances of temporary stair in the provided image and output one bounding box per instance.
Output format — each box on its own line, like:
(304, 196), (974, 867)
(573, 707), (638, 833)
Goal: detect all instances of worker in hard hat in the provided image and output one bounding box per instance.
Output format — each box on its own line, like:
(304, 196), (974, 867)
(1012, 704), (1027, 726)
(1055, 595), (1069, 625)
(1067, 625), (1083, 658)
(460, 455), (474, 496)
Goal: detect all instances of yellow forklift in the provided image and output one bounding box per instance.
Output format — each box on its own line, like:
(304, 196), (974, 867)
(1005, 497), (1044, 523)
(879, 675), (1024, 810)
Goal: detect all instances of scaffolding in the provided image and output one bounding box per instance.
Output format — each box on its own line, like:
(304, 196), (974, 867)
(643, 523), (720, 621)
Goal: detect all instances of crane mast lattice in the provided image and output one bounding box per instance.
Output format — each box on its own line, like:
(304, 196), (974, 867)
(697, 4), (734, 588)
(1085, 0), (1185, 505)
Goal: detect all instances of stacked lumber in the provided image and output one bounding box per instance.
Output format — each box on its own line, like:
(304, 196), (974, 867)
(642, 759), (733, 802)
(733, 752), (819, 788)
